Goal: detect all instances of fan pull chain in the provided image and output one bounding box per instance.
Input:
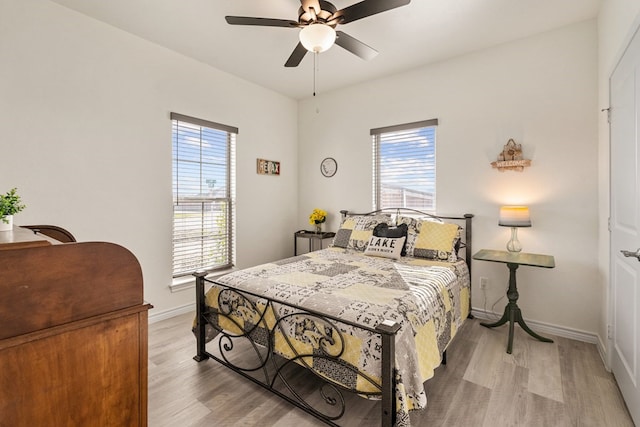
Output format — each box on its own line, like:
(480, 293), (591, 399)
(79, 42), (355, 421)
(313, 51), (318, 97)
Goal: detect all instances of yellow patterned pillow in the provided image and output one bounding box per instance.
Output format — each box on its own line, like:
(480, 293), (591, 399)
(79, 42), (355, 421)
(414, 221), (460, 261)
(398, 216), (461, 261)
(331, 214), (392, 251)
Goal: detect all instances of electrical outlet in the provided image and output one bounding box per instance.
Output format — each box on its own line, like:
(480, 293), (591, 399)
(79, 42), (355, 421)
(479, 277), (489, 290)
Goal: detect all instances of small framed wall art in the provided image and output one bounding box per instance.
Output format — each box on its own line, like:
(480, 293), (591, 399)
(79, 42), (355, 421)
(257, 158), (280, 176)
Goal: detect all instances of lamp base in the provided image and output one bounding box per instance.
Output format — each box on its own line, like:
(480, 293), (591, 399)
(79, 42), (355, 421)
(506, 227), (522, 253)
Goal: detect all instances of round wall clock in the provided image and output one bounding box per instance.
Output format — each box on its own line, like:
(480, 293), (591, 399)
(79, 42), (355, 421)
(320, 157), (337, 177)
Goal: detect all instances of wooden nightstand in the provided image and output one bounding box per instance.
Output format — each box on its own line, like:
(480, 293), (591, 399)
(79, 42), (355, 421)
(472, 249), (555, 354)
(294, 230), (336, 256)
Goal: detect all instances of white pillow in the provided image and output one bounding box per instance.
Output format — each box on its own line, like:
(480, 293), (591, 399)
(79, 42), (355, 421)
(364, 236), (406, 260)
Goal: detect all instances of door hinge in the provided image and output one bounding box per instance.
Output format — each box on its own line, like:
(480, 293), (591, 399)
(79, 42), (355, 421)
(602, 107), (611, 124)
(607, 324), (613, 340)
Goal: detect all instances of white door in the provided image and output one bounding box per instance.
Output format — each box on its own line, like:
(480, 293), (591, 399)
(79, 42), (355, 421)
(610, 23), (640, 426)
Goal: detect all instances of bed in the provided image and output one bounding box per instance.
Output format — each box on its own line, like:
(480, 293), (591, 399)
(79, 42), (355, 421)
(193, 209), (473, 426)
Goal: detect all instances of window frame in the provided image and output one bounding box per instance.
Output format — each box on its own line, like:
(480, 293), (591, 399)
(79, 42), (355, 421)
(171, 112), (237, 278)
(371, 119), (438, 212)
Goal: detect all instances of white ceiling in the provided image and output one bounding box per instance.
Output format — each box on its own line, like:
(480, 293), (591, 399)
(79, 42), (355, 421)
(50, 0), (601, 100)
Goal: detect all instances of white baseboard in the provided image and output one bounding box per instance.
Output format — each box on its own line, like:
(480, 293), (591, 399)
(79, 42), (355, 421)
(471, 308), (599, 344)
(596, 334), (611, 372)
(148, 303), (194, 324)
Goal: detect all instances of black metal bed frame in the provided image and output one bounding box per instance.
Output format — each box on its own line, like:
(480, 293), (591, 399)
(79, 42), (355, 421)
(193, 276), (401, 425)
(193, 210), (473, 426)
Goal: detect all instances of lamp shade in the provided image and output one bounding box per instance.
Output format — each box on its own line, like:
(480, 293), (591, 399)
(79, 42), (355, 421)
(299, 24), (336, 53)
(499, 206), (531, 227)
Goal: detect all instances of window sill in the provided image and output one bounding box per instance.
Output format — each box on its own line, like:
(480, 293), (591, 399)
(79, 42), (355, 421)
(169, 268), (236, 293)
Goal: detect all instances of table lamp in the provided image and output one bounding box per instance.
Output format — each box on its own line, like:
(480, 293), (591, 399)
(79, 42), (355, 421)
(499, 206), (531, 252)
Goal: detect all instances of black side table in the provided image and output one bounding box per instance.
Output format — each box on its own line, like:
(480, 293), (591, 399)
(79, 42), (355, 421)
(472, 249), (555, 354)
(294, 230), (336, 256)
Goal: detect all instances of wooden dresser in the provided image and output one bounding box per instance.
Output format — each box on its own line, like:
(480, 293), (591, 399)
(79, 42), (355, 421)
(0, 226), (151, 426)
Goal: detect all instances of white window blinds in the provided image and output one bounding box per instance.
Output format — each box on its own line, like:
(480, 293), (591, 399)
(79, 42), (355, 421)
(372, 119), (438, 212)
(171, 113), (237, 278)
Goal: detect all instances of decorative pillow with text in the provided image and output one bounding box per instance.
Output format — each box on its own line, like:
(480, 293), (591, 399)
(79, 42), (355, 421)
(363, 236), (406, 260)
(373, 222), (408, 256)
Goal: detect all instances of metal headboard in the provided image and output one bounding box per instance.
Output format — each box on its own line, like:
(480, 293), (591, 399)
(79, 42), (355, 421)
(340, 208), (474, 307)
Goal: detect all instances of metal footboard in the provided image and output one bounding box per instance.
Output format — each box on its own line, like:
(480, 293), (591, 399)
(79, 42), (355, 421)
(193, 272), (401, 426)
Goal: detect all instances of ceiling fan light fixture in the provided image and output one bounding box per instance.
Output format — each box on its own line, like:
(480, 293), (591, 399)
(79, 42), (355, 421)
(299, 23), (336, 53)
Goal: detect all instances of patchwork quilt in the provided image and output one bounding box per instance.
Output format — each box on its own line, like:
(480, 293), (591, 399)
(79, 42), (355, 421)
(200, 247), (469, 426)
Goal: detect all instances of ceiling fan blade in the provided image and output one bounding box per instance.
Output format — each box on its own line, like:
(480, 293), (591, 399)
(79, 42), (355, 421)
(285, 42), (308, 67)
(225, 16), (299, 28)
(335, 31), (378, 60)
(333, 0), (410, 25)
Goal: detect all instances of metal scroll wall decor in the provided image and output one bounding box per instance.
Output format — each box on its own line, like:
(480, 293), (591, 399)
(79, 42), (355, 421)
(491, 139), (531, 172)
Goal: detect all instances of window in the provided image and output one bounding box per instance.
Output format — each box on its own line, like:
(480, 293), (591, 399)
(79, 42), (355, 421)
(171, 112), (237, 278)
(372, 119), (438, 211)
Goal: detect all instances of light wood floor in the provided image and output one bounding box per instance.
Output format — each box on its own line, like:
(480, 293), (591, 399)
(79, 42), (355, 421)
(148, 312), (634, 426)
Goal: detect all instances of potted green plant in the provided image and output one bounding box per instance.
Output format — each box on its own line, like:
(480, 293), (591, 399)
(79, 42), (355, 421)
(0, 188), (26, 231)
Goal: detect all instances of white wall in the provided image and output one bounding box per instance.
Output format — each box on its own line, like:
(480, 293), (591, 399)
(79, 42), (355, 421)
(1, 0), (626, 345)
(597, 1), (640, 361)
(298, 21), (600, 335)
(0, 0), (298, 316)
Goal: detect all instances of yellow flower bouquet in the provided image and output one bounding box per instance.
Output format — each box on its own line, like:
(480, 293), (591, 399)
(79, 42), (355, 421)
(309, 208), (327, 233)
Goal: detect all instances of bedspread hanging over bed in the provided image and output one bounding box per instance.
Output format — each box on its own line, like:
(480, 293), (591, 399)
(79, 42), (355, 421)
(200, 246), (470, 424)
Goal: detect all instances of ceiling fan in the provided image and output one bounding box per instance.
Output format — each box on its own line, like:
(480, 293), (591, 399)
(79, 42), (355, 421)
(225, 0), (411, 67)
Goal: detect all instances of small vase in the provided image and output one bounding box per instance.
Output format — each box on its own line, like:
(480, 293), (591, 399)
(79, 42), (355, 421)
(315, 223), (322, 234)
(0, 215), (13, 232)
